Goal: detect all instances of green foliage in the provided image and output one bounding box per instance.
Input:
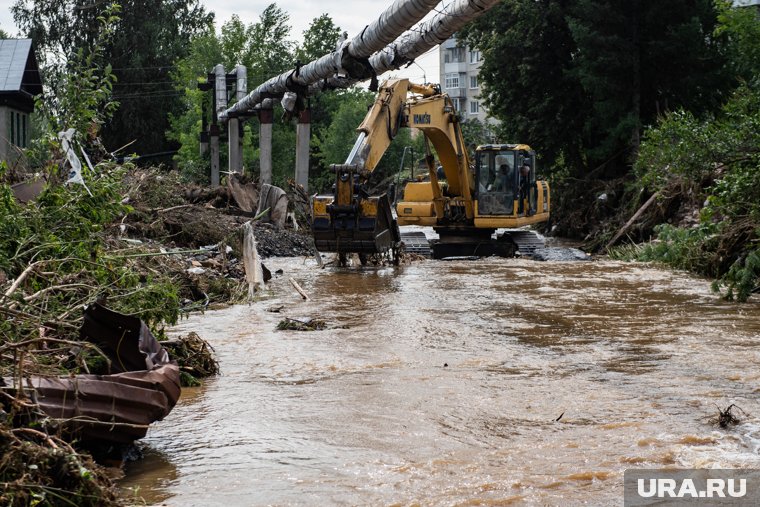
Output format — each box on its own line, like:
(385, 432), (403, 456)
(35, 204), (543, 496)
(713, 249), (760, 302)
(459, 118), (496, 158)
(311, 88), (374, 191)
(32, 3), (121, 151)
(0, 166), (123, 276)
(461, 0), (729, 179)
(610, 222), (720, 274)
(460, 0), (588, 175)
(715, 0), (760, 81)
(13, 0), (214, 156)
(623, 79), (760, 301)
(634, 110), (718, 190)
(0, 163), (182, 330)
(297, 14), (342, 62)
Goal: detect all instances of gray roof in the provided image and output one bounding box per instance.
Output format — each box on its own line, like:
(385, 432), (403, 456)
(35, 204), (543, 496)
(0, 39), (40, 93)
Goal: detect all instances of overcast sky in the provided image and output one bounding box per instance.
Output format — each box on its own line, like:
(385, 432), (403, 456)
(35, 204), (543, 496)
(0, 0), (440, 83)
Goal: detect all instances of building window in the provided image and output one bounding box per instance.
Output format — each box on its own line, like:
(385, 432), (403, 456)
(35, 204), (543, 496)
(445, 73), (460, 89)
(444, 47), (466, 63)
(469, 75), (478, 89)
(9, 111), (28, 148)
(469, 101), (480, 114)
(469, 50), (481, 63)
(451, 98), (464, 112)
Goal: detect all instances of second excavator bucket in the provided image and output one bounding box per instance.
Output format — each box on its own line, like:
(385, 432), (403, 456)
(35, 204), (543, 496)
(312, 192), (400, 256)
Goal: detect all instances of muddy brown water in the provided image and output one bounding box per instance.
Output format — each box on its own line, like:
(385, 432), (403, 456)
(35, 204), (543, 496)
(119, 256), (760, 506)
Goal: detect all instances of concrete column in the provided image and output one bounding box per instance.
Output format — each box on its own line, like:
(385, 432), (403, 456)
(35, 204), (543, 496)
(199, 137), (208, 157)
(259, 107), (273, 185)
(228, 118), (241, 174)
(209, 124), (220, 187)
(295, 108), (311, 191)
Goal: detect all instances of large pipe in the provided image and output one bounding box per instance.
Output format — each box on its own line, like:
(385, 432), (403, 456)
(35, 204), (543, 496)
(214, 64), (226, 121)
(372, 0), (500, 74)
(222, 0), (440, 119)
(312, 0), (501, 93)
(228, 64), (247, 174)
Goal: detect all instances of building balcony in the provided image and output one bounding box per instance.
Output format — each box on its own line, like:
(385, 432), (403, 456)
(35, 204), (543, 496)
(445, 87), (467, 99)
(444, 61), (468, 74)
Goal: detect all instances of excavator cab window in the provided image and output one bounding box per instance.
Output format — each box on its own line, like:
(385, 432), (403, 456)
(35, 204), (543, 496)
(476, 149), (516, 215)
(517, 151), (537, 215)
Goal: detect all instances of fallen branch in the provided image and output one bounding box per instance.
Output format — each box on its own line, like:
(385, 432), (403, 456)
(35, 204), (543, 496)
(156, 204), (195, 213)
(4, 260), (45, 298)
(11, 427), (60, 449)
(23, 283), (97, 302)
(604, 191), (660, 253)
(289, 277), (310, 300)
(0, 306), (78, 331)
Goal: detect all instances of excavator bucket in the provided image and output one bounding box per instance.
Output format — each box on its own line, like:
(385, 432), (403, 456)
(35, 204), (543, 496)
(312, 192), (401, 255)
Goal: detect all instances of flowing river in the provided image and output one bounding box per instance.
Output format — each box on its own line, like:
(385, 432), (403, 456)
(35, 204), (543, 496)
(118, 255), (760, 506)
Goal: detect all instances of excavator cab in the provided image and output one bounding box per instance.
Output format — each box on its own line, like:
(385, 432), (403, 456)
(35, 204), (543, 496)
(475, 145), (536, 216)
(472, 144), (549, 227)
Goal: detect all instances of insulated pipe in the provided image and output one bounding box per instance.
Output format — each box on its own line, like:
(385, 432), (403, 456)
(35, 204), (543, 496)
(371, 0), (501, 74)
(310, 0), (501, 94)
(214, 64), (227, 121)
(236, 64), (247, 101)
(222, 0), (440, 119)
(228, 64), (247, 174)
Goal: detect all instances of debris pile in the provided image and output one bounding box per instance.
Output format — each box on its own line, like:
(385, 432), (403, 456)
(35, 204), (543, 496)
(0, 426), (118, 507)
(161, 332), (220, 386)
(276, 317), (327, 331)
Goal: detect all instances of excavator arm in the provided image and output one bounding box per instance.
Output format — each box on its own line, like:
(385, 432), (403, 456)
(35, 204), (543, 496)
(311, 78), (488, 262)
(312, 79), (418, 260)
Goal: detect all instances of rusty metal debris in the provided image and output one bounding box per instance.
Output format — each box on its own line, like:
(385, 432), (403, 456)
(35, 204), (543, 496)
(3, 303), (181, 445)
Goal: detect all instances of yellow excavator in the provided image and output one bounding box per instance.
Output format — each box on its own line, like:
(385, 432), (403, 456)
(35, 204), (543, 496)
(311, 78), (550, 261)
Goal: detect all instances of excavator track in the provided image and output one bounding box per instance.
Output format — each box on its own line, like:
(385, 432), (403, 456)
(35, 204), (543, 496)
(502, 229), (545, 257)
(400, 231), (432, 257)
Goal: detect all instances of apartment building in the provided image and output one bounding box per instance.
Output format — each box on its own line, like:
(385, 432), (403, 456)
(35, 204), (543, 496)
(439, 35), (496, 128)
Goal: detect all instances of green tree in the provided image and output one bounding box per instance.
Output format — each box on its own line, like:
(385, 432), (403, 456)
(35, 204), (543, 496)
(32, 4), (120, 154)
(567, 0), (727, 170)
(312, 88), (375, 191)
(297, 14), (342, 62)
(12, 0), (214, 158)
(462, 0), (729, 178)
(622, 2), (760, 301)
(246, 4), (295, 83)
(460, 0), (588, 176)
(716, 0), (760, 81)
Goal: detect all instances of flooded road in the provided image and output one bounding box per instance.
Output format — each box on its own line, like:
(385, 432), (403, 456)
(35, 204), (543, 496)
(120, 256), (760, 506)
